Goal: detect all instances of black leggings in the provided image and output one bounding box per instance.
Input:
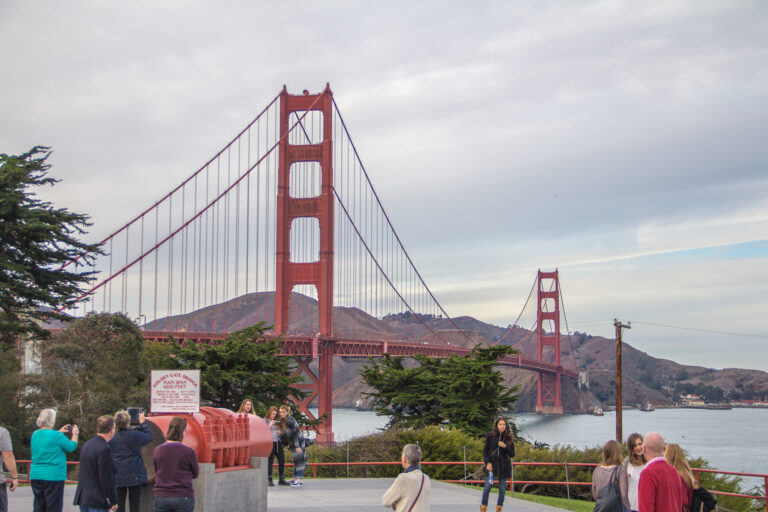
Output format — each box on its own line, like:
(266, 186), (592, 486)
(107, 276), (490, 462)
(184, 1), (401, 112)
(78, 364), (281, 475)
(118, 485), (143, 512)
(268, 440), (285, 479)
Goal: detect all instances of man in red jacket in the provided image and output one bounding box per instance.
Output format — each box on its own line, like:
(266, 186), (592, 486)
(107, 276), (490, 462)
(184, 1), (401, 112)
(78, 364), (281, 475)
(638, 432), (685, 512)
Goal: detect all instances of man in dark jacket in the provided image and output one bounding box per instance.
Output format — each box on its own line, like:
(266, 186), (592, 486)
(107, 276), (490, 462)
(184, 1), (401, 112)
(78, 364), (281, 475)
(74, 415), (118, 512)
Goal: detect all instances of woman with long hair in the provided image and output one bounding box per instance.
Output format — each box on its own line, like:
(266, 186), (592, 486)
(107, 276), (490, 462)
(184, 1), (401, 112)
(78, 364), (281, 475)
(264, 406), (288, 486)
(480, 417), (515, 512)
(236, 399), (254, 414)
(592, 440), (622, 501)
(279, 405), (306, 487)
(153, 417), (199, 512)
(665, 443), (696, 511)
(619, 433), (647, 512)
(30, 408), (79, 512)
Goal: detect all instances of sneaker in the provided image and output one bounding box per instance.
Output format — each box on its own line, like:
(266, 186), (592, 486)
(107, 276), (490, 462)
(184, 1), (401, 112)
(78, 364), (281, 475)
(291, 481), (303, 487)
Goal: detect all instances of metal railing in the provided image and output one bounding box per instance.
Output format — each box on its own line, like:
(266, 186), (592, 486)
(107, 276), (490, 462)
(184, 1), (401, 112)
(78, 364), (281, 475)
(16, 459), (767, 506)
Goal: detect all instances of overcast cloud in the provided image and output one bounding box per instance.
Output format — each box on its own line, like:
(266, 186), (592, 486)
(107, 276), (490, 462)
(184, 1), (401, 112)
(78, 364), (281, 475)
(2, 1), (767, 370)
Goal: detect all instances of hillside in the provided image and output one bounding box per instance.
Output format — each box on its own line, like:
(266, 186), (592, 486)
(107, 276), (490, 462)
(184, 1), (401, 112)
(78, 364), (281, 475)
(148, 292), (768, 412)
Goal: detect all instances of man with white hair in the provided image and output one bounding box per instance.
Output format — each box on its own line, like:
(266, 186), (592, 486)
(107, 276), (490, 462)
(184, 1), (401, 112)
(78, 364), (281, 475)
(638, 432), (685, 512)
(382, 444), (431, 512)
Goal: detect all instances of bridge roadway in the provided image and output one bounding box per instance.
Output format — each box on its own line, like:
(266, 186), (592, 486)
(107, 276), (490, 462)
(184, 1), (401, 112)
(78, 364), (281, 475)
(8, 478), (569, 512)
(143, 331), (578, 378)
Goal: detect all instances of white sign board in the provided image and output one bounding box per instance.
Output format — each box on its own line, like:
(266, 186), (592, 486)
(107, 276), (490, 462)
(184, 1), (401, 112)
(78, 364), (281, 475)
(150, 370), (201, 413)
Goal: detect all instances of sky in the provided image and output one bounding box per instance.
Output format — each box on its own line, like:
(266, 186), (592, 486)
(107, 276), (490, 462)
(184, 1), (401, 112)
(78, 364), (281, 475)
(2, 1), (767, 371)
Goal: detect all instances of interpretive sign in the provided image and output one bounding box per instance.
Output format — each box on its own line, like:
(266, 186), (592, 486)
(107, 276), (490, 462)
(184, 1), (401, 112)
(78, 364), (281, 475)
(150, 370), (201, 413)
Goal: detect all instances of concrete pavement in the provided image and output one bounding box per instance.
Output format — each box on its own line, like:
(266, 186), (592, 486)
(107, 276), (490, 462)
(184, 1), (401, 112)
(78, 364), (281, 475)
(9, 479), (570, 511)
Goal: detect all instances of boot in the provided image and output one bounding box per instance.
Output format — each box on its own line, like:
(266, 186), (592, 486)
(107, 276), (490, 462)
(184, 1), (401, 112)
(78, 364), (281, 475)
(268, 477), (274, 487)
(480, 506), (487, 512)
(496, 506), (502, 512)
(278, 477), (290, 486)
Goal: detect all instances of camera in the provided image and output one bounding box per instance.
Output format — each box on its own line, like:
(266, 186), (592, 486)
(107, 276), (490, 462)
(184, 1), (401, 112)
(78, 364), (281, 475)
(127, 407), (143, 426)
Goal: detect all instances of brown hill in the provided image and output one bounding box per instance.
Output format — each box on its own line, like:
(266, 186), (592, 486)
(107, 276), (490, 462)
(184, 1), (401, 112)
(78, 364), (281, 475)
(148, 292), (768, 412)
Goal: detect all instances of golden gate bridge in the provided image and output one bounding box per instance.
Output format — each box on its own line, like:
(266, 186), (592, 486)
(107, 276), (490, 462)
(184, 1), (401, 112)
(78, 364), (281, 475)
(62, 85), (578, 442)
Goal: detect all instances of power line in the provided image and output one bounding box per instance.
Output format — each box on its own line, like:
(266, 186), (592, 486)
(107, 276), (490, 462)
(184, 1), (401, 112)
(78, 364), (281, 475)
(631, 321), (767, 339)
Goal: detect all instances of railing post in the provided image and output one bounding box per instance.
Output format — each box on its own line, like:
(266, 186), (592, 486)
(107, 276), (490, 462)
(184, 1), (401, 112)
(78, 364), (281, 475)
(564, 462), (571, 506)
(510, 463), (514, 496)
(463, 445), (467, 484)
(346, 441), (350, 478)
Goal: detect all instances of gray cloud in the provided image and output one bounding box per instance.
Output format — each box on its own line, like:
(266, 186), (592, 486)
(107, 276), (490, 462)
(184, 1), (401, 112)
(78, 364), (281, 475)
(2, 0), (766, 369)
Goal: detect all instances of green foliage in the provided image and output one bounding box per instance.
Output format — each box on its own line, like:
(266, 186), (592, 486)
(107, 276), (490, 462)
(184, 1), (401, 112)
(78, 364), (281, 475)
(306, 426), (483, 480)
(511, 492), (596, 512)
(160, 323), (305, 414)
(26, 313), (149, 442)
(511, 442), (601, 500)
(688, 456), (755, 512)
(0, 346), (28, 457)
(0, 147), (102, 348)
(360, 345), (519, 436)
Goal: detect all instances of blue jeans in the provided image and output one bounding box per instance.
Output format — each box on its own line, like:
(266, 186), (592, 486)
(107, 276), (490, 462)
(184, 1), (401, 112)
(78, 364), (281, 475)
(481, 476), (507, 506)
(153, 496), (194, 512)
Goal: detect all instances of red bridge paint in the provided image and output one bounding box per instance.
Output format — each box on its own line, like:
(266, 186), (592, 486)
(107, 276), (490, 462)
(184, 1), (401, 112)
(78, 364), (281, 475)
(147, 407), (271, 469)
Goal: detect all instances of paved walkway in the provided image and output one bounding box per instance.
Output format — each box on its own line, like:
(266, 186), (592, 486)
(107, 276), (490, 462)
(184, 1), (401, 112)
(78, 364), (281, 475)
(268, 478), (567, 512)
(9, 479), (569, 511)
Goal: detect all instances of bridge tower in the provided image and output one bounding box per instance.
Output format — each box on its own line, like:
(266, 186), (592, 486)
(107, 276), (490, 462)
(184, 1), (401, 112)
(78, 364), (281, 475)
(276, 85), (335, 442)
(535, 269), (564, 414)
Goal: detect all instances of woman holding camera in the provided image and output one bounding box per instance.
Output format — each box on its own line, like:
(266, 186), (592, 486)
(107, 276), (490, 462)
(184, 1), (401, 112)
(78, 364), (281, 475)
(109, 410), (153, 512)
(30, 408), (79, 512)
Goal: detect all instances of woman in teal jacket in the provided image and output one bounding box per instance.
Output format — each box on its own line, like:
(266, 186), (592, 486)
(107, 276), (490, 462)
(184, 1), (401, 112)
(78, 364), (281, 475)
(30, 408), (79, 512)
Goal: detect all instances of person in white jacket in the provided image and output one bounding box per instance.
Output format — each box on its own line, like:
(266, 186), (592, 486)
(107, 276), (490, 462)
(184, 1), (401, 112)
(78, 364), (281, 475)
(382, 444), (431, 512)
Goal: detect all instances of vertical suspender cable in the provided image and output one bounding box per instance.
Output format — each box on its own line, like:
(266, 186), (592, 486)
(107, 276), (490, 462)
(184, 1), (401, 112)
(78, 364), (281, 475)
(168, 196), (174, 329)
(139, 217), (144, 323)
(245, 129), (251, 328)
(154, 208), (158, 323)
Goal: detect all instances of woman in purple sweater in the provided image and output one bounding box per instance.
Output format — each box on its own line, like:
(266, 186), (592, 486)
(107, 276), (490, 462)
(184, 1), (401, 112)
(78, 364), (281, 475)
(153, 417), (199, 512)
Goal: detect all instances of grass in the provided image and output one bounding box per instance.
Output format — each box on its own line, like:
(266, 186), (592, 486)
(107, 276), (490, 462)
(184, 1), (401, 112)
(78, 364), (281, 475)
(458, 484), (595, 512)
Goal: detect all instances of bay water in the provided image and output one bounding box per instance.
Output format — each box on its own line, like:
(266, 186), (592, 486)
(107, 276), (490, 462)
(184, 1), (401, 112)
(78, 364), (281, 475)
(320, 407), (767, 477)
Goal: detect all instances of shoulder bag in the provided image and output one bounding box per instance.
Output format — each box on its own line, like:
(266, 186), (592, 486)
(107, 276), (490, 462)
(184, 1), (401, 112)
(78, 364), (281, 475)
(593, 466), (622, 512)
(408, 473), (425, 512)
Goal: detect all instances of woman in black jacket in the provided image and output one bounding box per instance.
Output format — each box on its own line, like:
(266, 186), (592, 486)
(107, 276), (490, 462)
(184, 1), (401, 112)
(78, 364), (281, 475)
(109, 410), (153, 512)
(480, 417), (515, 512)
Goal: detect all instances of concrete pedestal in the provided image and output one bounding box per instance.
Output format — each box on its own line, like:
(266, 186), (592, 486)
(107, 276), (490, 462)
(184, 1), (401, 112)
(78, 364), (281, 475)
(141, 457), (267, 512)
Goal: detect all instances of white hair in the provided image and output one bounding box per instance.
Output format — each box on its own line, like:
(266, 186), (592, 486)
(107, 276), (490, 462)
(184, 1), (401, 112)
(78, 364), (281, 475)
(36, 408), (57, 428)
(402, 444), (422, 466)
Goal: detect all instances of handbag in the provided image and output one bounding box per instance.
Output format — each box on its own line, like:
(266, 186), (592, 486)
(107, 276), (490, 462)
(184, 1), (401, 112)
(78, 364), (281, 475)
(593, 466), (622, 512)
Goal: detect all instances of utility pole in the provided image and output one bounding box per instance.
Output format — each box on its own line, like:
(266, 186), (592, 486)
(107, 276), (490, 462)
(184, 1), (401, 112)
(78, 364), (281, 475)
(614, 319), (631, 444)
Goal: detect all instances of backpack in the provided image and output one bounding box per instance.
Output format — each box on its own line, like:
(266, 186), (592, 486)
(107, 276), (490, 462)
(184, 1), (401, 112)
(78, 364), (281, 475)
(691, 487), (717, 512)
(593, 466), (622, 512)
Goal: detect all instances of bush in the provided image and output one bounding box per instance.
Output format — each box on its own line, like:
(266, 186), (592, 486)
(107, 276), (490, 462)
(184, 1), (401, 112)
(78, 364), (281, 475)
(306, 426), (482, 480)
